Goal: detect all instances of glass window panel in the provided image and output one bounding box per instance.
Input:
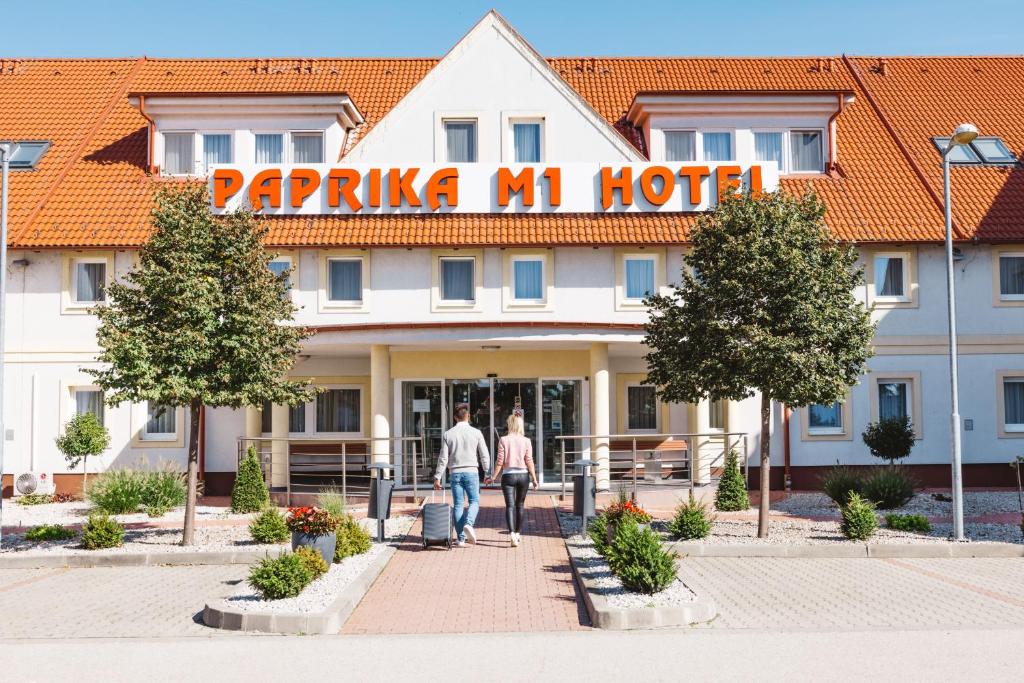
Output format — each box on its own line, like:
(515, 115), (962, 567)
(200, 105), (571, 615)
(999, 255), (1024, 297)
(269, 260), (292, 290)
(441, 258), (475, 301)
(665, 131), (696, 162)
(255, 133), (283, 164)
(627, 386), (657, 431)
(709, 399), (726, 430)
(809, 402), (843, 430)
(328, 259), (362, 302)
(74, 389), (104, 426)
(164, 132), (194, 174)
(789, 131), (823, 172)
(292, 133), (324, 163)
(445, 121), (477, 162)
(145, 403), (176, 436)
(7, 141), (49, 169)
(878, 382), (909, 421)
(702, 132), (732, 161)
(934, 137), (980, 163)
(75, 262), (106, 303)
(261, 401), (272, 434)
(754, 132), (783, 165)
(512, 259), (544, 300)
(202, 134), (232, 168)
(624, 258), (655, 299)
(875, 256), (905, 297)
(317, 389), (360, 433)
(513, 123), (541, 163)
(1005, 380), (1024, 427)
(972, 137), (1016, 163)
(289, 404), (306, 433)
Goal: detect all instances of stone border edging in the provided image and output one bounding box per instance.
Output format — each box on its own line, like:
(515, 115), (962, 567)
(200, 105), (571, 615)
(0, 547), (288, 569)
(665, 541), (1024, 558)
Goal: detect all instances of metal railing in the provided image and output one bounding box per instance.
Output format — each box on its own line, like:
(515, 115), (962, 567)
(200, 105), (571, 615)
(237, 435), (426, 506)
(554, 431), (749, 501)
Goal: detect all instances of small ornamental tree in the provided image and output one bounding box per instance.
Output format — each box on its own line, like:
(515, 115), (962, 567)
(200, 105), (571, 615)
(862, 416), (915, 464)
(232, 446), (271, 513)
(645, 188), (875, 538)
(88, 184), (314, 545)
(714, 449), (750, 512)
(55, 412), (111, 494)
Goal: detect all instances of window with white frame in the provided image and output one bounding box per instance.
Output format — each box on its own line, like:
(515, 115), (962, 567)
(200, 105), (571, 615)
(73, 388), (105, 426)
(440, 257), (476, 302)
(999, 253), (1024, 300)
(163, 132), (195, 175)
(511, 256), (544, 301)
(623, 256), (656, 301)
(291, 132), (324, 163)
(255, 133), (284, 164)
(143, 402), (176, 440)
(626, 384), (658, 431)
(789, 130), (824, 172)
(72, 258), (107, 304)
(808, 401), (844, 433)
(702, 132), (733, 161)
(877, 380), (911, 422)
(327, 258), (362, 303)
(444, 120), (477, 162)
(1004, 377), (1024, 432)
(316, 388), (361, 433)
(289, 403), (306, 433)
(512, 121), (542, 163)
(754, 132), (784, 166)
(269, 257), (293, 291)
(202, 133), (232, 171)
(874, 253), (909, 300)
(665, 131), (696, 161)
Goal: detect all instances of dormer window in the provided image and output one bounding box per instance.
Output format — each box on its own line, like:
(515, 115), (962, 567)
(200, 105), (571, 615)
(203, 134), (232, 168)
(164, 132), (195, 175)
(665, 131), (696, 161)
(754, 132), (784, 165)
(790, 130), (823, 172)
(702, 132), (733, 161)
(255, 133), (284, 164)
(292, 132), (324, 163)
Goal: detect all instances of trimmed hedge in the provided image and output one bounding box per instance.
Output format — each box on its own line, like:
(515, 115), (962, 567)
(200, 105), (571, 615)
(232, 446), (270, 513)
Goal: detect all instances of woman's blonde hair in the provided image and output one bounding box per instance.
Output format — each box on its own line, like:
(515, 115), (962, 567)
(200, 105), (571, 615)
(506, 413), (525, 436)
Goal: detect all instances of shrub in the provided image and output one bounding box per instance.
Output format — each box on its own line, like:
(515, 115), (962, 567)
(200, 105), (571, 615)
(140, 465), (188, 511)
(861, 466), (916, 509)
(232, 446), (270, 513)
(885, 513), (931, 534)
(294, 546), (329, 579)
(715, 449), (750, 511)
(250, 508), (290, 544)
(248, 553), (312, 600)
(334, 514), (373, 562)
(24, 524), (77, 542)
(587, 513), (610, 555)
(87, 469), (145, 514)
(16, 492), (54, 506)
(52, 492), (78, 503)
(316, 488), (347, 519)
(55, 411), (110, 492)
(604, 497), (652, 526)
(287, 507), (336, 535)
(81, 514), (125, 549)
(606, 519), (678, 594)
(820, 463), (864, 506)
(862, 416), (915, 464)
(668, 495), (714, 540)
(840, 493), (877, 541)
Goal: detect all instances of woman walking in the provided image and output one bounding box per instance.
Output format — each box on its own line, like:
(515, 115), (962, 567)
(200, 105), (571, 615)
(486, 410), (538, 547)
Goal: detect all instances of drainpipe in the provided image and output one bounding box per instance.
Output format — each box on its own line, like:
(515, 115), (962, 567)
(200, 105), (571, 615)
(782, 405), (792, 491)
(826, 93), (846, 173)
(138, 95), (156, 174)
(198, 405), (206, 485)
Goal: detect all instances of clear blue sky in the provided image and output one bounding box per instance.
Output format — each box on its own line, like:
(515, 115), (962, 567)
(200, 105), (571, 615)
(4, 0), (1022, 57)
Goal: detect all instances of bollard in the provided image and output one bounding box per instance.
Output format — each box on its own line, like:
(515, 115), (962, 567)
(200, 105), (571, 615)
(572, 458), (597, 534)
(366, 463), (395, 543)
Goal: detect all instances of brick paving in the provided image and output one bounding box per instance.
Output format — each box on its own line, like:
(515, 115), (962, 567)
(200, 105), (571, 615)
(342, 492), (589, 634)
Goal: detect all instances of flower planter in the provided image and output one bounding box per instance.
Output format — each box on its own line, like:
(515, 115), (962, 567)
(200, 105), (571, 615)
(291, 531), (337, 566)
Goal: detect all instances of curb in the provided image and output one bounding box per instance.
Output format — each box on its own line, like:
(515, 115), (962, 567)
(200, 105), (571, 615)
(0, 547), (289, 569)
(201, 544), (397, 634)
(665, 541), (1024, 559)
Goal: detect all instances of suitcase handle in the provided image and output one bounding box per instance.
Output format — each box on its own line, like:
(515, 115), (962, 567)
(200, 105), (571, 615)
(430, 479), (446, 505)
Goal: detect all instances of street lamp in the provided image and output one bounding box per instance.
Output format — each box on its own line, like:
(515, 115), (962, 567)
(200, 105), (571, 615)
(941, 123), (977, 542)
(0, 142), (16, 548)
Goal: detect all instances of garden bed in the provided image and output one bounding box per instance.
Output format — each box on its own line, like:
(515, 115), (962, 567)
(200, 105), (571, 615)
(688, 518), (1023, 546)
(1, 501), (253, 529)
(771, 491), (1023, 520)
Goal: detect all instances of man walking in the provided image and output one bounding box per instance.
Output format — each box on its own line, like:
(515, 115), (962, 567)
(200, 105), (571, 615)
(434, 405), (490, 546)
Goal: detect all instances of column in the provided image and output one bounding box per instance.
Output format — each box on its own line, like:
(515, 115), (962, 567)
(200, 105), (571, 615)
(270, 404), (288, 488)
(691, 400), (712, 484)
(370, 344), (391, 465)
(589, 343), (610, 490)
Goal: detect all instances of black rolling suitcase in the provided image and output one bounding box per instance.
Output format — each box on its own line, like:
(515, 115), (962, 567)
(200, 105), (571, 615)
(422, 486), (453, 550)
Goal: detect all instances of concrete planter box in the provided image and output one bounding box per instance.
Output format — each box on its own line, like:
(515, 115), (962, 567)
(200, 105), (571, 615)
(664, 541), (1024, 558)
(0, 547), (288, 569)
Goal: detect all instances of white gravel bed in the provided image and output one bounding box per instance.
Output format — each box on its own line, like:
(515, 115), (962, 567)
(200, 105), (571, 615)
(2, 501), (255, 528)
(772, 491), (1023, 518)
(1, 522), (283, 555)
(556, 511), (696, 609)
(225, 515), (415, 614)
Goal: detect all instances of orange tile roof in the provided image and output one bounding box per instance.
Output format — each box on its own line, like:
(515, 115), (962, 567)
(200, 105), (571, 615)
(1, 55), (1020, 248)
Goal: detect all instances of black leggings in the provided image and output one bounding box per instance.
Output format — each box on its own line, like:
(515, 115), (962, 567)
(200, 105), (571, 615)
(501, 472), (530, 533)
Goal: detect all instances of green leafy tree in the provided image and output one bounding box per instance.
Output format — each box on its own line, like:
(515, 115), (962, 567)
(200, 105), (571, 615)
(861, 416), (915, 464)
(644, 189), (875, 537)
(88, 185), (314, 545)
(714, 449), (750, 511)
(54, 412), (110, 493)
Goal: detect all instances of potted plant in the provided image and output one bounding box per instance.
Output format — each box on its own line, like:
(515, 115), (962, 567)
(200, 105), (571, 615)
(603, 497), (653, 545)
(287, 506), (337, 565)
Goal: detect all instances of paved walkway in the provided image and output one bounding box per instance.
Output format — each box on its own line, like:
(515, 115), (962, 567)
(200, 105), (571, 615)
(342, 492), (588, 634)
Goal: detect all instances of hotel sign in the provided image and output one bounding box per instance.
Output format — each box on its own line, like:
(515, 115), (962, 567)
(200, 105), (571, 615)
(210, 162), (777, 215)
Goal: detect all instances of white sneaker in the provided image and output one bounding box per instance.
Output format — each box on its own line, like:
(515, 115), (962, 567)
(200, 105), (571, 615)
(456, 539), (466, 548)
(511, 533), (520, 547)
(464, 526), (477, 544)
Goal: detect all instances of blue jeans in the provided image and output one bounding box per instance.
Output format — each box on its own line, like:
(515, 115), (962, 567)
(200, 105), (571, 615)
(449, 470), (480, 541)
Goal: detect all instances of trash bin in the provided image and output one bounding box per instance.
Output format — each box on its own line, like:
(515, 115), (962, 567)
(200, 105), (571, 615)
(366, 463), (395, 543)
(572, 459), (597, 531)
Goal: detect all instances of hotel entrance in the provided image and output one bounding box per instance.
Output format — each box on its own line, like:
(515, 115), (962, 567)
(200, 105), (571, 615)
(399, 378), (581, 487)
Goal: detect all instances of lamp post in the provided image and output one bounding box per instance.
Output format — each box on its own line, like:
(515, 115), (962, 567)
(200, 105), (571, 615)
(941, 123), (977, 542)
(0, 142), (16, 549)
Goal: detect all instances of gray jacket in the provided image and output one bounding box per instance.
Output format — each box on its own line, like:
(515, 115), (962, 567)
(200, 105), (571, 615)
(434, 421), (490, 479)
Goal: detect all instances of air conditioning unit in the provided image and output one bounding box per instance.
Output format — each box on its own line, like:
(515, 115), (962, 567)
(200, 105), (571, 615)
(14, 471), (56, 497)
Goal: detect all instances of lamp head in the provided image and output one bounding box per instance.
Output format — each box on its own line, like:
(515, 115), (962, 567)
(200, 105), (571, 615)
(951, 123), (979, 146)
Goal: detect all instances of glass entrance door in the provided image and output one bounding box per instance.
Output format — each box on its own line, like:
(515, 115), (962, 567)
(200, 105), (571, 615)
(401, 382), (443, 486)
(493, 379), (538, 472)
(541, 380), (581, 481)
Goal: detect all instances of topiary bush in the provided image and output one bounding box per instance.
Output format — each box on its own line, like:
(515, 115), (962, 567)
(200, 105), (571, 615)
(294, 546), (329, 579)
(232, 446), (270, 513)
(885, 513), (931, 534)
(87, 470), (145, 514)
(840, 493), (877, 541)
(862, 416), (915, 464)
(714, 449), (750, 512)
(606, 519), (678, 594)
(249, 508), (290, 544)
(24, 524), (77, 542)
(81, 514), (125, 549)
(820, 463), (864, 506)
(334, 514), (373, 562)
(861, 466), (916, 509)
(248, 552), (312, 600)
(668, 495), (714, 540)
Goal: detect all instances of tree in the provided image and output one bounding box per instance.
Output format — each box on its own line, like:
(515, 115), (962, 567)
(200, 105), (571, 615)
(88, 184), (314, 545)
(862, 416), (915, 464)
(55, 412), (111, 494)
(644, 188), (875, 537)
(232, 445), (271, 513)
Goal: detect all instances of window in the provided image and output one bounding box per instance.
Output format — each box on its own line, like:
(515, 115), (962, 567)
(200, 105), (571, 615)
(269, 258), (293, 291)
(754, 132), (783, 166)
(874, 254), (908, 300)
(289, 403), (306, 433)
(790, 130), (823, 172)
(317, 389), (361, 433)
(73, 260), (106, 303)
(143, 402), (176, 440)
(702, 132), (732, 161)
(440, 257), (475, 302)
(445, 121), (477, 162)
(164, 132), (195, 175)
(1003, 378), (1024, 432)
(291, 132), (324, 163)
(74, 388), (104, 427)
(202, 133), (232, 170)
(327, 258), (362, 302)
(998, 253), (1024, 300)
(932, 137), (981, 163)
(708, 399), (726, 431)
(512, 122), (541, 163)
(255, 133), (284, 164)
(877, 381), (911, 422)
(512, 258), (544, 301)
(665, 131), (696, 162)
(624, 257), (655, 300)
(2, 140), (50, 169)
(627, 385), (657, 431)
(932, 135), (1016, 165)
(808, 402), (843, 433)
(260, 401), (273, 434)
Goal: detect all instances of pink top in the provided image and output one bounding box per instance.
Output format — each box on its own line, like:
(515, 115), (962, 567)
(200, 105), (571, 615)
(496, 434), (534, 472)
